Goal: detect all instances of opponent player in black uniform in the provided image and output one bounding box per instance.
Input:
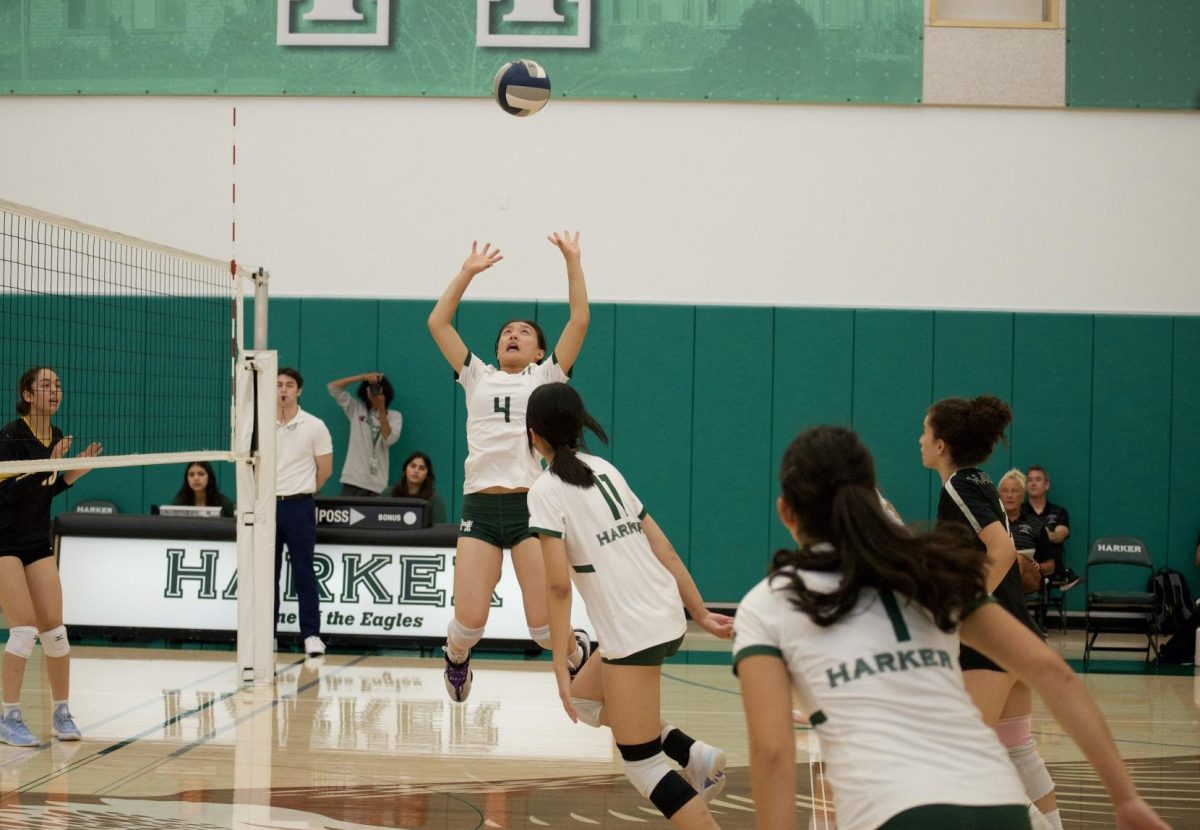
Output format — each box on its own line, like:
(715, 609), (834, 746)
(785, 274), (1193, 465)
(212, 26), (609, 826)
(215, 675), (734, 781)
(920, 395), (1062, 830)
(0, 367), (101, 745)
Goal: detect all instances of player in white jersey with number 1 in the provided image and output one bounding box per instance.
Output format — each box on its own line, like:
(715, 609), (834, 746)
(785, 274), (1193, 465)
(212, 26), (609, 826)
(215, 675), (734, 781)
(734, 425), (1168, 830)
(525, 382), (734, 830)
(428, 233), (591, 702)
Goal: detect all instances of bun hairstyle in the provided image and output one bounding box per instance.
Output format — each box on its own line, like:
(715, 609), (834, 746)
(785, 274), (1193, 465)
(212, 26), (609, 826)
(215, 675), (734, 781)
(773, 425), (985, 632)
(526, 383), (608, 488)
(927, 394), (1012, 467)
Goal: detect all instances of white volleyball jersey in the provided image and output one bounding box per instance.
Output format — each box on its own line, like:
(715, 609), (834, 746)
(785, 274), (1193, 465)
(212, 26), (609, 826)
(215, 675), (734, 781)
(458, 352), (568, 493)
(733, 566), (1026, 830)
(527, 453), (686, 659)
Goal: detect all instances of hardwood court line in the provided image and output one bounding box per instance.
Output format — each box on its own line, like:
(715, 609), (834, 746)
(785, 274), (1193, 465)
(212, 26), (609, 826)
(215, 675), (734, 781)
(82, 660), (236, 735)
(0, 657), (236, 800)
(7, 656), (307, 799)
(660, 670), (741, 696)
(92, 654), (373, 796)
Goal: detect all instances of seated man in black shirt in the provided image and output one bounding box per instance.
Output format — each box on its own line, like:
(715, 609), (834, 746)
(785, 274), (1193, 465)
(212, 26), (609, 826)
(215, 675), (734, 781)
(1025, 466), (1079, 591)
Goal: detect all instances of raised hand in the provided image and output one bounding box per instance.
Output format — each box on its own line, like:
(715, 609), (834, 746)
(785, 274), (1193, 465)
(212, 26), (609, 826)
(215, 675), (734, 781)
(50, 435), (74, 459)
(547, 230), (581, 260)
(76, 441), (103, 459)
(62, 440), (103, 484)
(462, 241), (503, 277)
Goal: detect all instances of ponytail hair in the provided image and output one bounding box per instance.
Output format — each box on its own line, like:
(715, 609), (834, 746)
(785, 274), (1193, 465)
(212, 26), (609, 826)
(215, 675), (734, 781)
(927, 394), (1012, 467)
(774, 426), (985, 632)
(526, 383), (609, 488)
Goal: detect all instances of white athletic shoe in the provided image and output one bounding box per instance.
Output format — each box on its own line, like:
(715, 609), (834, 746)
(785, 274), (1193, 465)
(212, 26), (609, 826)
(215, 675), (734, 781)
(304, 636), (326, 657)
(684, 743), (727, 803)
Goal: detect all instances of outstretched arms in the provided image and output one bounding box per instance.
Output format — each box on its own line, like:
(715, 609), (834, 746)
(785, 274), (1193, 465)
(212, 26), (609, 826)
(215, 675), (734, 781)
(547, 232), (590, 374)
(428, 242), (503, 372)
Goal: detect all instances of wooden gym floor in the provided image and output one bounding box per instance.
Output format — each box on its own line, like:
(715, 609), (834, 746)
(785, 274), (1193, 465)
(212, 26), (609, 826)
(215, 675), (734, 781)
(0, 627), (1196, 829)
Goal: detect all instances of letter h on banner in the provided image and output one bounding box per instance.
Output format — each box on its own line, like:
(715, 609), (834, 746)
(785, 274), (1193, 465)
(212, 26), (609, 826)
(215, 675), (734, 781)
(277, 0), (391, 46)
(477, 0), (591, 48)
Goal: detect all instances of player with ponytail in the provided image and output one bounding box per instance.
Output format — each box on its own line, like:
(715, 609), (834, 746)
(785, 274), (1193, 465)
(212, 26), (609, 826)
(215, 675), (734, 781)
(526, 383), (734, 827)
(921, 394), (1067, 829)
(734, 425), (1168, 830)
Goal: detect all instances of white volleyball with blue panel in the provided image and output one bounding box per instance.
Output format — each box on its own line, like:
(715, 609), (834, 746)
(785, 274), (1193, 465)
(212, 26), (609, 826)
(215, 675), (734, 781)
(493, 59), (551, 117)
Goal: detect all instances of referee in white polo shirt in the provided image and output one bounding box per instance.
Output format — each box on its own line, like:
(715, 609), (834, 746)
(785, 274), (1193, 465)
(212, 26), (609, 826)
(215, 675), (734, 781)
(275, 367), (334, 657)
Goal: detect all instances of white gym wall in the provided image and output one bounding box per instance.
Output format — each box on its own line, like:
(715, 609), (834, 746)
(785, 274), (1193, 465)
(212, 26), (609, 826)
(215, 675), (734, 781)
(1, 95), (1197, 313)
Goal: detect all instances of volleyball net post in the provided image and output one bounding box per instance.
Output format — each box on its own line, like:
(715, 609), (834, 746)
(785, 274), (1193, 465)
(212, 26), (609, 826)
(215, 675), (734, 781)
(0, 197), (277, 685)
(236, 269), (276, 685)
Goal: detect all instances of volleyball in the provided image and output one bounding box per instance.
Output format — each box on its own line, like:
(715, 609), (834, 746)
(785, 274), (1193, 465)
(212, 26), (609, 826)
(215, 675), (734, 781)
(493, 59), (551, 117)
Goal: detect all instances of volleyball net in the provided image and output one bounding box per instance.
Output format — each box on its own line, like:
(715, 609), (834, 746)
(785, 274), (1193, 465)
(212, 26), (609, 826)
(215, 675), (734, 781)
(0, 198), (254, 474)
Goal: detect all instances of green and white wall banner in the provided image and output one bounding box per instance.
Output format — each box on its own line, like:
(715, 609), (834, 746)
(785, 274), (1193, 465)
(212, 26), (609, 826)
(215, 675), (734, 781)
(59, 534), (596, 638)
(1, 0), (923, 102)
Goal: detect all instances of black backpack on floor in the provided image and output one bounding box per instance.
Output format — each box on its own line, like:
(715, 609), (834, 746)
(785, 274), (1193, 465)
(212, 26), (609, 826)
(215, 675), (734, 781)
(1149, 567), (1194, 636)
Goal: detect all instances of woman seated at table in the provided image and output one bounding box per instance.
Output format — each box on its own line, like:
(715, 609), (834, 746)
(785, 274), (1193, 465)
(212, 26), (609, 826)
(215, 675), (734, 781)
(390, 452), (447, 524)
(171, 461), (235, 517)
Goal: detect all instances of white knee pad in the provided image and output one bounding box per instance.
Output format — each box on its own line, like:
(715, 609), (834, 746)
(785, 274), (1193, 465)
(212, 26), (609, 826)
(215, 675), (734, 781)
(528, 624), (552, 650)
(4, 626), (37, 660)
(40, 625), (70, 658)
(999, 715), (1054, 803)
(447, 618), (484, 652)
(572, 698), (603, 728)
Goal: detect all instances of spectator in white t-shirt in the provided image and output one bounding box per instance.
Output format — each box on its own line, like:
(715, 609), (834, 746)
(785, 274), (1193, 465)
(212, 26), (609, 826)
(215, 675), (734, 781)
(326, 372), (402, 497)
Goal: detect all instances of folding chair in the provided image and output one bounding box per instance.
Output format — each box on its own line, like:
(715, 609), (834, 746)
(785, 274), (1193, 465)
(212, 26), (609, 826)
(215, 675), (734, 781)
(1083, 536), (1159, 667)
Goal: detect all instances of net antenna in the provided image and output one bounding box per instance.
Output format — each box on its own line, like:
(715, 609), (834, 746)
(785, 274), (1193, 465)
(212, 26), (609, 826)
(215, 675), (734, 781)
(0, 197), (278, 685)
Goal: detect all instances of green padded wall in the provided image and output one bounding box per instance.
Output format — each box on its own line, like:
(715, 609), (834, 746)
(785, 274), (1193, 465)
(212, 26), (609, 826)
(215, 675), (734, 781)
(1088, 316), (1174, 593)
(611, 305), (695, 557)
(46, 302), (1200, 605)
(689, 307), (775, 600)
(1067, 1), (1200, 109)
(852, 310), (934, 524)
(768, 308), (855, 556)
(1169, 318), (1200, 572)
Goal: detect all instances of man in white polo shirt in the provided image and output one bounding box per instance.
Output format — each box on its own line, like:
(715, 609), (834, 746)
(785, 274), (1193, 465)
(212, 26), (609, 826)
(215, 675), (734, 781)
(275, 367), (334, 657)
